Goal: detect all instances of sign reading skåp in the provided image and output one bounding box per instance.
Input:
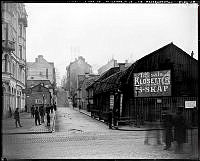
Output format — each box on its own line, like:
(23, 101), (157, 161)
(134, 70), (171, 97)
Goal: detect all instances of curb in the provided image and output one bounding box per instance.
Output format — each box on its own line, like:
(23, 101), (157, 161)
(76, 108), (166, 131)
(2, 131), (53, 135)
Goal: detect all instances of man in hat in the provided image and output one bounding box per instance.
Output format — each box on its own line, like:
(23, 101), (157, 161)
(14, 108), (22, 128)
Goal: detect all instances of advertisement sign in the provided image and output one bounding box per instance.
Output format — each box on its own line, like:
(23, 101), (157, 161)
(134, 70), (171, 97)
(185, 101), (196, 108)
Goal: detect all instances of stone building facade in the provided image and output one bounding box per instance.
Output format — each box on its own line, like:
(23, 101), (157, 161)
(26, 55), (57, 105)
(25, 84), (51, 112)
(2, 2), (28, 117)
(98, 58), (131, 75)
(66, 56), (92, 97)
(26, 55), (56, 85)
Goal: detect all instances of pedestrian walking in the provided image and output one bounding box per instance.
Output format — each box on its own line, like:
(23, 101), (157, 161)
(39, 106), (45, 123)
(113, 108), (119, 129)
(135, 113), (140, 128)
(46, 104), (50, 114)
(173, 108), (187, 153)
(9, 106), (12, 118)
(144, 122), (153, 145)
(31, 105), (35, 118)
(162, 111), (173, 150)
(108, 109), (113, 129)
(53, 103), (57, 111)
(140, 112), (144, 125)
(14, 108), (22, 128)
(25, 105), (27, 112)
(50, 104), (53, 113)
(46, 104), (51, 126)
(46, 111), (50, 126)
(34, 106), (41, 126)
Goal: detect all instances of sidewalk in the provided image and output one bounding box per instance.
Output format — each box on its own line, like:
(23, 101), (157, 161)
(75, 108), (198, 159)
(2, 111), (56, 135)
(75, 108), (163, 131)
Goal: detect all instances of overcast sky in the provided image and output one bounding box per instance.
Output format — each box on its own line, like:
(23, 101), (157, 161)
(25, 3), (198, 86)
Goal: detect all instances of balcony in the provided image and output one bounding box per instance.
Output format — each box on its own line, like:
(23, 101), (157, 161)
(2, 40), (15, 51)
(18, 59), (26, 68)
(18, 17), (28, 27)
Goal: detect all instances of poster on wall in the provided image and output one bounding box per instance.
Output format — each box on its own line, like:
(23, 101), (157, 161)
(185, 101), (196, 108)
(134, 70), (171, 97)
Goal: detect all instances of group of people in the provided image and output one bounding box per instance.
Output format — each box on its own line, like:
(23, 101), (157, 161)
(31, 104), (56, 126)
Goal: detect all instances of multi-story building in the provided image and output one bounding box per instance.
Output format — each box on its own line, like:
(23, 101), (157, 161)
(66, 56), (92, 97)
(26, 55), (57, 105)
(98, 58), (131, 75)
(2, 2), (28, 117)
(80, 74), (99, 111)
(26, 55), (56, 85)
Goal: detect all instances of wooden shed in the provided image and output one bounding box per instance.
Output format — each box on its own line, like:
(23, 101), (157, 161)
(120, 43), (198, 125)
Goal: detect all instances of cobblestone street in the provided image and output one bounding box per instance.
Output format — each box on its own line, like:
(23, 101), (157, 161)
(2, 107), (197, 159)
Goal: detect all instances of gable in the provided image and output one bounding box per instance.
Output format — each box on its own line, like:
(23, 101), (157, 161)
(31, 84), (49, 93)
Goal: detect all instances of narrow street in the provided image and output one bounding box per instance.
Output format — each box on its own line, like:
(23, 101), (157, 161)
(2, 106), (194, 159)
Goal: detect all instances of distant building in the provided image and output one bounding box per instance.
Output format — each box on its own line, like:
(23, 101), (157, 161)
(26, 55), (56, 86)
(26, 55), (57, 105)
(2, 2), (28, 117)
(98, 58), (131, 75)
(25, 84), (51, 112)
(76, 74), (99, 110)
(98, 59), (118, 75)
(66, 56), (92, 96)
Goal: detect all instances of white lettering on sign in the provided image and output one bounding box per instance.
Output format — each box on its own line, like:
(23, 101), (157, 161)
(134, 70), (171, 97)
(185, 101), (196, 108)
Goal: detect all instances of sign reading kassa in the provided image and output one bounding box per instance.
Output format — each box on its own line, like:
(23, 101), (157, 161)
(134, 70), (171, 97)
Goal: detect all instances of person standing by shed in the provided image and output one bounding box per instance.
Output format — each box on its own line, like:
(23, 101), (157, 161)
(173, 107), (187, 153)
(162, 111), (173, 150)
(46, 104), (51, 126)
(108, 109), (113, 129)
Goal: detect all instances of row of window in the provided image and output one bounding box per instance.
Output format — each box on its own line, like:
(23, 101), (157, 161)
(2, 55), (25, 84)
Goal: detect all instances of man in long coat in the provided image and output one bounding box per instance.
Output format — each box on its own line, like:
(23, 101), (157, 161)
(173, 109), (187, 153)
(108, 109), (113, 129)
(162, 111), (173, 150)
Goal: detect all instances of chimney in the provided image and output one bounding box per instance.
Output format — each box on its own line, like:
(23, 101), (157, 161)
(38, 55), (43, 58)
(191, 51), (194, 58)
(85, 72), (90, 78)
(118, 63), (126, 71)
(114, 60), (117, 67)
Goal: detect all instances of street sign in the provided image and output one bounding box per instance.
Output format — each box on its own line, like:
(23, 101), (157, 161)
(157, 99), (162, 103)
(185, 101), (196, 108)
